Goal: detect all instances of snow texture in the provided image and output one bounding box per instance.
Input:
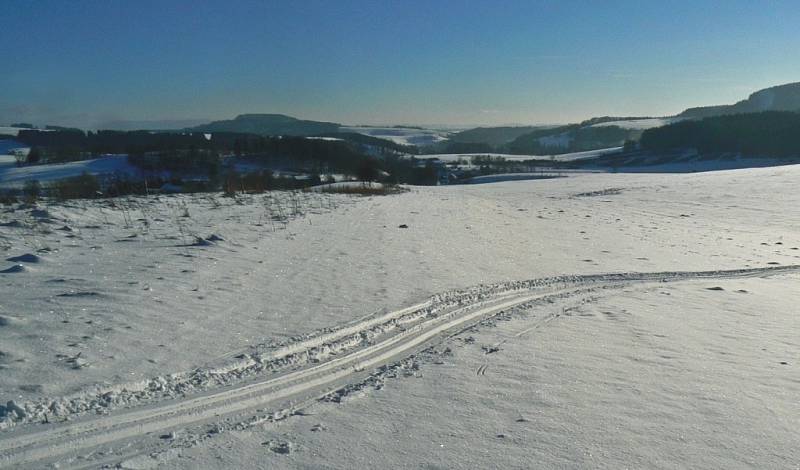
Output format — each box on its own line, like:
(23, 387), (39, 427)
(1, 165), (799, 468)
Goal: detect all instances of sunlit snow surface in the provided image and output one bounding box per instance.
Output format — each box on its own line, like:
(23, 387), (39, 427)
(1, 165), (798, 468)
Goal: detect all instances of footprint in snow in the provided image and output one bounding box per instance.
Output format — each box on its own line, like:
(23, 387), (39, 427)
(6, 253), (43, 263)
(0, 315), (25, 327)
(0, 264), (28, 274)
(263, 440), (294, 454)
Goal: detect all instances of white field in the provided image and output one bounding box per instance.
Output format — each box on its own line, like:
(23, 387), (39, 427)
(0, 166), (798, 468)
(341, 126), (452, 146)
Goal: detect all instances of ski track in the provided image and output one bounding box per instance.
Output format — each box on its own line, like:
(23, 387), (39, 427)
(0, 265), (797, 468)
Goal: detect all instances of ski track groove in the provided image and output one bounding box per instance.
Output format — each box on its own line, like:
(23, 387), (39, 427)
(0, 265), (797, 468)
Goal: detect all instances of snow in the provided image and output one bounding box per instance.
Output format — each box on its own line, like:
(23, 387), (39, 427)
(1, 165), (799, 468)
(186, 275), (796, 470)
(0, 155), (17, 171)
(0, 155), (140, 188)
(0, 140), (29, 156)
(341, 126), (451, 146)
(305, 136), (344, 142)
(422, 147), (622, 163)
(0, 127), (32, 137)
(589, 117), (683, 130)
(549, 146), (623, 161)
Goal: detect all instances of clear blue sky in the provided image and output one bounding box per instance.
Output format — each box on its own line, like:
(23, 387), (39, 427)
(2, 0), (799, 128)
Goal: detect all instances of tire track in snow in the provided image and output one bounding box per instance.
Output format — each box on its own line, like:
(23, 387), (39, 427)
(1, 265), (798, 468)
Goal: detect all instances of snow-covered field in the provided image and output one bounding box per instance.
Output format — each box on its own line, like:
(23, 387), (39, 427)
(1, 165), (798, 468)
(0, 140), (28, 156)
(0, 155), (17, 171)
(341, 126), (452, 146)
(0, 155), (140, 188)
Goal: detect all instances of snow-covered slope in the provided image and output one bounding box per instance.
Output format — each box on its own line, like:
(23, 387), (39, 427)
(589, 117), (682, 129)
(0, 127), (31, 137)
(549, 146), (623, 161)
(0, 155), (140, 188)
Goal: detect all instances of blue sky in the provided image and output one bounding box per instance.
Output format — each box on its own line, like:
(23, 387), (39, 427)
(2, 0), (799, 128)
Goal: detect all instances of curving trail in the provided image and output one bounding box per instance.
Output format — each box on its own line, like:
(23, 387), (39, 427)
(1, 265), (798, 469)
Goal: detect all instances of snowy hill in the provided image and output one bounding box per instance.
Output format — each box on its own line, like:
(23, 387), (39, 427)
(679, 81), (800, 118)
(191, 114), (341, 136)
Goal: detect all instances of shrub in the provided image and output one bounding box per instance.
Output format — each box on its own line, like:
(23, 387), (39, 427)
(309, 183), (406, 196)
(0, 191), (18, 205)
(356, 158), (380, 182)
(23, 180), (41, 201)
(26, 147), (41, 165)
(49, 173), (101, 200)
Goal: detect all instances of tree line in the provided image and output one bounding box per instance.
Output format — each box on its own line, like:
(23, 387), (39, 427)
(13, 129), (440, 187)
(639, 111), (800, 157)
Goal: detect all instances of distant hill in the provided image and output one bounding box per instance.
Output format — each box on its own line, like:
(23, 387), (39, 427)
(190, 114), (341, 136)
(679, 82), (800, 119)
